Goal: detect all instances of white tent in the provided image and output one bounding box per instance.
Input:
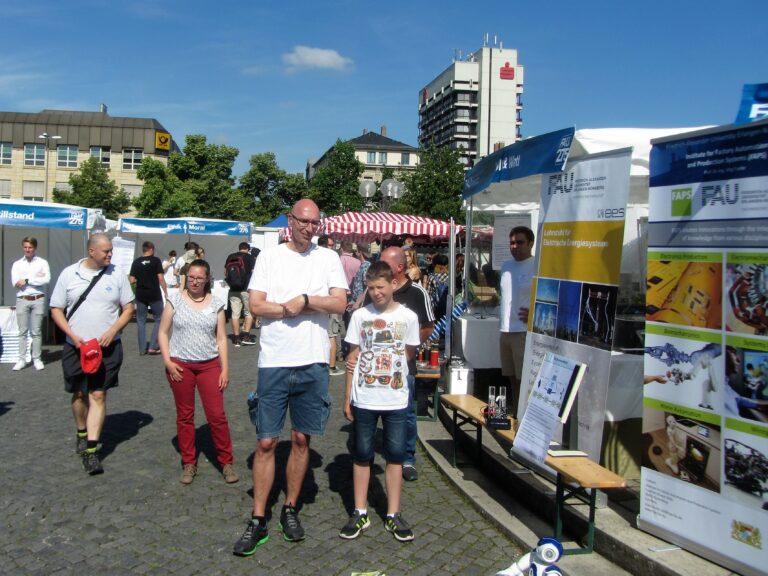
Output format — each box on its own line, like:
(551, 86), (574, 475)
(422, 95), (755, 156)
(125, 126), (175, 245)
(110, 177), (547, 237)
(1, 199), (106, 306)
(466, 127), (711, 211)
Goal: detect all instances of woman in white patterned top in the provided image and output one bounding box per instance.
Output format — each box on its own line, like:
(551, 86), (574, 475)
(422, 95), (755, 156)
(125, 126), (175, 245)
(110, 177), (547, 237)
(157, 259), (238, 485)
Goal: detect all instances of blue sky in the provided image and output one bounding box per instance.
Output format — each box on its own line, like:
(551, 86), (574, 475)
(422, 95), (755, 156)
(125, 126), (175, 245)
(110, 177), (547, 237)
(3, 1), (766, 177)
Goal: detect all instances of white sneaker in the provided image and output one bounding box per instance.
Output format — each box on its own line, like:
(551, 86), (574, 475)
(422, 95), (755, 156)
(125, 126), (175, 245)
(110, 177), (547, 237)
(33, 359), (45, 371)
(12, 361), (27, 371)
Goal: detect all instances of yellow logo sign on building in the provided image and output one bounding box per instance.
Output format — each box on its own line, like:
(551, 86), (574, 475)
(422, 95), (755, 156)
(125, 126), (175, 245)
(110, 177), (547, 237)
(155, 131), (171, 151)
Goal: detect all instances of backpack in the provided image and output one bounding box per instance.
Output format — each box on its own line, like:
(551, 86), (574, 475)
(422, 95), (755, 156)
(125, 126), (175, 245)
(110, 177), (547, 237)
(225, 253), (249, 291)
(433, 281), (449, 319)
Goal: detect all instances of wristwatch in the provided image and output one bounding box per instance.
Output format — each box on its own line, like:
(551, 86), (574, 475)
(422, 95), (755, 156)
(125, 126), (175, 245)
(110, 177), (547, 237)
(302, 293), (309, 308)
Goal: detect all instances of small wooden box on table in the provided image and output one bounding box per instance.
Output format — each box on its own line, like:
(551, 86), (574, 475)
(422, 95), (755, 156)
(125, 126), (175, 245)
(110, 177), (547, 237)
(440, 393), (626, 555)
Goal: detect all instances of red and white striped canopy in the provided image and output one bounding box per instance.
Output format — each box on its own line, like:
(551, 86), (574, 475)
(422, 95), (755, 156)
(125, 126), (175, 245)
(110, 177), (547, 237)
(281, 212), (461, 242)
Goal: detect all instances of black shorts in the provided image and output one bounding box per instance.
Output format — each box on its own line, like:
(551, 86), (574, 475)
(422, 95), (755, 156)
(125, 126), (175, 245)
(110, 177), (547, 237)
(62, 340), (123, 394)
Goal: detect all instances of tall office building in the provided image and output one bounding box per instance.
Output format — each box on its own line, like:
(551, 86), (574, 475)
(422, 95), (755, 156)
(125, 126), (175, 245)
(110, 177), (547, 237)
(418, 37), (524, 167)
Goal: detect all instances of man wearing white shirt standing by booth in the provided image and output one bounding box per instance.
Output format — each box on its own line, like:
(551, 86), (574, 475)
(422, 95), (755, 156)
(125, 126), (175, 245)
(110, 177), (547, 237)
(11, 237), (51, 371)
(499, 226), (535, 417)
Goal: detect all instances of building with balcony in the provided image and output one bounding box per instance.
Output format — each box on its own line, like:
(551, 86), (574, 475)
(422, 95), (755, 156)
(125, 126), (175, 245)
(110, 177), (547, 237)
(307, 126), (419, 183)
(418, 39), (524, 167)
(0, 107), (173, 203)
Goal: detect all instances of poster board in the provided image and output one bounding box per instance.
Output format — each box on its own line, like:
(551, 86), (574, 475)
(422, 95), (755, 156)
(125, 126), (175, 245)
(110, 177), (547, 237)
(517, 149), (632, 462)
(638, 120), (768, 576)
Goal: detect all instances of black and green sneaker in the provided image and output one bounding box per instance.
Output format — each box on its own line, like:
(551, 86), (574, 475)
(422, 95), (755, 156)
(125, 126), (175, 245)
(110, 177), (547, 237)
(278, 505), (305, 542)
(385, 513), (414, 542)
(75, 434), (88, 455)
(233, 520), (269, 556)
(82, 451), (103, 475)
(339, 511), (371, 539)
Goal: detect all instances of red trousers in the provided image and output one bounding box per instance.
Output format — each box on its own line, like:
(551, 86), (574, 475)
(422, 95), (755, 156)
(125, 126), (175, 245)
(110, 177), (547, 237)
(167, 357), (234, 466)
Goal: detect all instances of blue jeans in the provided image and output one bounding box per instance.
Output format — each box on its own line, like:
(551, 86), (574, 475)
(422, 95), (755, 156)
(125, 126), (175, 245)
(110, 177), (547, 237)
(136, 299), (163, 352)
(405, 374), (416, 466)
(248, 363), (332, 439)
(351, 405), (408, 463)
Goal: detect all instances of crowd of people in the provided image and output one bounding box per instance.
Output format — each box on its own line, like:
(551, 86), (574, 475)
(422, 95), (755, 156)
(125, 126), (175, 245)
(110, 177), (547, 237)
(7, 199), (528, 556)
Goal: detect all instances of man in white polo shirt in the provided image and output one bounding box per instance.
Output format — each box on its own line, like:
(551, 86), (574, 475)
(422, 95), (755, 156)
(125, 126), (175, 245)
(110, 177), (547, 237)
(10, 236), (51, 371)
(50, 233), (135, 476)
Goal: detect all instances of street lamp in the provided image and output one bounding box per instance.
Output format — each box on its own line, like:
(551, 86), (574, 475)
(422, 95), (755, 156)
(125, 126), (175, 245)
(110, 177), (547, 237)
(38, 132), (61, 202)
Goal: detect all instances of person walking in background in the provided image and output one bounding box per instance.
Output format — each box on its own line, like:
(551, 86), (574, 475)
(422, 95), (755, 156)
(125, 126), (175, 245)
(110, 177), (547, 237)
(11, 236), (50, 371)
(372, 247), (435, 482)
(318, 235), (344, 374)
(129, 241), (168, 355)
(224, 242), (256, 347)
(340, 261), (420, 542)
(403, 246), (422, 284)
(425, 254), (450, 321)
(499, 226), (535, 418)
(162, 250), (179, 301)
(50, 233), (135, 475)
(157, 259), (238, 486)
(233, 199), (347, 557)
(339, 240), (361, 289)
(176, 241), (198, 290)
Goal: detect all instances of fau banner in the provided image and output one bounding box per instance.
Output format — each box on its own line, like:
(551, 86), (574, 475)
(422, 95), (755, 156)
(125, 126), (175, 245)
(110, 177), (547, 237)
(463, 127), (574, 199)
(640, 121), (768, 576)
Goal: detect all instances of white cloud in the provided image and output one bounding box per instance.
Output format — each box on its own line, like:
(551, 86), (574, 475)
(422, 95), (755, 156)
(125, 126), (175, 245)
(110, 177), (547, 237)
(241, 66), (266, 77)
(281, 46), (353, 73)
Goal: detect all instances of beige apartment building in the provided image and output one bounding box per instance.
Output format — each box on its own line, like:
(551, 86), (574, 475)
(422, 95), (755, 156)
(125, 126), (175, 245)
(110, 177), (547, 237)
(307, 126), (419, 183)
(0, 108), (172, 203)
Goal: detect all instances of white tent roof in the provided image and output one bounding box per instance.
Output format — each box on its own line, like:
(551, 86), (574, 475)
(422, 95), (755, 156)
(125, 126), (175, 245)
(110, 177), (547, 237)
(467, 127), (711, 211)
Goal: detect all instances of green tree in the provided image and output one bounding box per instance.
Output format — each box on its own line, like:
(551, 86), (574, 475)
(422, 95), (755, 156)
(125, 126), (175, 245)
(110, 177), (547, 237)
(393, 145), (465, 223)
(308, 140), (365, 215)
(134, 158), (199, 218)
(53, 157), (131, 219)
(239, 152), (308, 224)
(168, 135), (250, 220)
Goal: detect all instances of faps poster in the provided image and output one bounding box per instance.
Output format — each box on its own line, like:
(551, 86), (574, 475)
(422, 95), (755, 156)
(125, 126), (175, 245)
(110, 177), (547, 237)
(639, 120), (768, 576)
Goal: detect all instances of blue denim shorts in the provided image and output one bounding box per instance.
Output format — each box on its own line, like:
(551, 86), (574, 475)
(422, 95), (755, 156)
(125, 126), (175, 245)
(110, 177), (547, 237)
(247, 363), (332, 439)
(351, 405), (409, 464)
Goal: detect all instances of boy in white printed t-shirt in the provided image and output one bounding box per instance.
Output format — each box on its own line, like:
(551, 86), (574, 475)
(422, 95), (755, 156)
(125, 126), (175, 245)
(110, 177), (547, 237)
(340, 261), (420, 543)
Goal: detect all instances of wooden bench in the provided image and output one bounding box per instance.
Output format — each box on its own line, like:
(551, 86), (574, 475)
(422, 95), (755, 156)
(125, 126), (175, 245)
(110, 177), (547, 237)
(440, 393), (626, 555)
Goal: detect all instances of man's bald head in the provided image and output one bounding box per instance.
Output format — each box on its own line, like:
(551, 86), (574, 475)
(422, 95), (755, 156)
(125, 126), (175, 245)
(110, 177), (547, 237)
(87, 233), (111, 249)
(380, 246), (407, 281)
(292, 198), (320, 219)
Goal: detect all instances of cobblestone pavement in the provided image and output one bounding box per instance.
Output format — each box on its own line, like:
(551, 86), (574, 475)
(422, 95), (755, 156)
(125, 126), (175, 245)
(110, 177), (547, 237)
(1, 323), (522, 575)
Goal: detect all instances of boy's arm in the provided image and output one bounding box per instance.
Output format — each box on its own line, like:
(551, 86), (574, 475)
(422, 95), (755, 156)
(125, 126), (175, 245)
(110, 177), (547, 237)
(405, 344), (417, 363)
(344, 345), (360, 422)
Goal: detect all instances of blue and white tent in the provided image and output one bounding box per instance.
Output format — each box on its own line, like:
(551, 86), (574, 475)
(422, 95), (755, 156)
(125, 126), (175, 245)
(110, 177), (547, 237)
(0, 199), (107, 306)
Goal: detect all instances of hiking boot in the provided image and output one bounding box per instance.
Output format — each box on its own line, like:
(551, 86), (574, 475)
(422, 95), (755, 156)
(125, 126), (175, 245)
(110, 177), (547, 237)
(222, 464), (239, 484)
(180, 464), (197, 485)
(339, 511), (371, 539)
(233, 519), (269, 556)
(402, 464), (418, 482)
(385, 513), (414, 542)
(82, 451), (104, 475)
(278, 505), (305, 542)
(240, 333), (257, 346)
(75, 435), (88, 455)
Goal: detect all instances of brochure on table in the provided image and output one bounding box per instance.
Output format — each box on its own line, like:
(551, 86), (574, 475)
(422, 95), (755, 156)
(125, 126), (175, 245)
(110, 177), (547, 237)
(638, 119), (768, 576)
(512, 352), (587, 464)
(517, 148), (632, 462)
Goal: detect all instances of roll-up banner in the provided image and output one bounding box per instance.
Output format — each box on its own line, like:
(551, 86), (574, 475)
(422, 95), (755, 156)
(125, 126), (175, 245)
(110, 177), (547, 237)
(517, 149), (632, 462)
(119, 218), (251, 236)
(639, 120), (768, 576)
(0, 203), (87, 230)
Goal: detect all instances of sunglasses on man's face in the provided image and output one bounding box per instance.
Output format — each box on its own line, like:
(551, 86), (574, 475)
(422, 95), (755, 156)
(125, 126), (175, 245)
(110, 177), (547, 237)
(291, 213), (322, 229)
